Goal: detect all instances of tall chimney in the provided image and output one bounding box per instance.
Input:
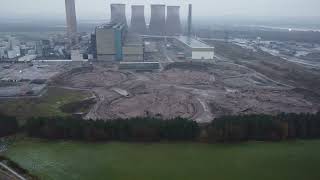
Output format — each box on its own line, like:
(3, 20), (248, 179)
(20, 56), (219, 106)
(65, 0), (78, 44)
(111, 4), (127, 26)
(130, 5), (147, 34)
(149, 4), (166, 35)
(188, 4), (192, 37)
(166, 6), (181, 36)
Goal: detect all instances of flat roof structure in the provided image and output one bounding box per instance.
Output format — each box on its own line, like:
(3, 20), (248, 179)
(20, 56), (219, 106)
(176, 36), (212, 49)
(96, 23), (126, 31)
(174, 36), (215, 60)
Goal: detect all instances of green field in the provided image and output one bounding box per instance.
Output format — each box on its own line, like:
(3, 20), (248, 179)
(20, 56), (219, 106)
(0, 87), (91, 120)
(4, 139), (320, 180)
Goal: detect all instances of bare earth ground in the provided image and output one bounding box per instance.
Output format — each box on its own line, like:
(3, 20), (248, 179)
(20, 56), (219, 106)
(52, 59), (319, 122)
(2, 41), (318, 122)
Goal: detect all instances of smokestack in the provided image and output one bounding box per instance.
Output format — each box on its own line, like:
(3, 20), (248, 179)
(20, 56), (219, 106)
(166, 6), (181, 36)
(111, 4), (127, 26)
(188, 4), (192, 37)
(149, 4), (166, 35)
(130, 5), (147, 34)
(65, 0), (78, 44)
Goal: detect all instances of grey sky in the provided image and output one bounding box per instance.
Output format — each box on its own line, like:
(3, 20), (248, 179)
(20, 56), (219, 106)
(1, 0), (320, 20)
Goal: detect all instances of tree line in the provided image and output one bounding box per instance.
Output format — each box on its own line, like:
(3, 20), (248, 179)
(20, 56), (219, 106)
(208, 113), (320, 142)
(0, 113), (18, 137)
(1, 112), (320, 142)
(25, 116), (200, 142)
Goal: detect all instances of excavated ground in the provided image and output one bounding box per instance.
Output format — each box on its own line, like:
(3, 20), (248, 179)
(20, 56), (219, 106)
(52, 61), (319, 122)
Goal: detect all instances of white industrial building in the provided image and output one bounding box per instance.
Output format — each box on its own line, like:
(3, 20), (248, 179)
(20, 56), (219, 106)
(71, 50), (86, 61)
(7, 50), (18, 59)
(18, 55), (37, 62)
(174, 36), (214, 60)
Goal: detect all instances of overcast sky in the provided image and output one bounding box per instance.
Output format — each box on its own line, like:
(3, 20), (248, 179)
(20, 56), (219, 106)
(1, 0), (320, 20)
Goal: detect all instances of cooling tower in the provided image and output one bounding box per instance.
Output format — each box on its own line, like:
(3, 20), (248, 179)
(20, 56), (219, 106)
(166, 6), (181, 36)
(149, 4), (166, 35)
(111, 4), (127, 26)
(130, 5), (147, 34)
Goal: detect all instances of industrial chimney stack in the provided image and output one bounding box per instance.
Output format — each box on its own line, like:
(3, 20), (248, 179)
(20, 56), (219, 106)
(111, 4), (127, 26)
(130, 5), (147, 34)
(149, 4), (166, 35)
(166, 6), (181, 36)
(188, 4), (193, 37)
(65, 0), (78, 44)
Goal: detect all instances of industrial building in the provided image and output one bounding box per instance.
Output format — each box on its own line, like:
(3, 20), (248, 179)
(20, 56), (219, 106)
(130, 5), (147, 34)
(111, 4), (127, 26)
(95, 22), (144, 62)
(96, 23), (126, 61)
(18, 55), (36, 62)
(149, 5), (166, 35)
(65, 0), (78, 44)
(89, 33), (97, 59)
(174, 36), (215, 60)
(166, 6), (182, 36)
(122, 34), (144, 62)
(71, 50), (86, 61)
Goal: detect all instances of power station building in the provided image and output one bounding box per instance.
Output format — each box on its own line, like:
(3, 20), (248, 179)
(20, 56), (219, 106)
(95, 23), (126, 61)
(174, 36), (215, 60)
(95, 22), (143, 62)
(122, 34), (144, 62)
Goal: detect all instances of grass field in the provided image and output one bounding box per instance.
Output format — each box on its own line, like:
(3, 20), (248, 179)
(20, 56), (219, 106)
(3, 139), (320, 180)
(0, 87), (91, 120)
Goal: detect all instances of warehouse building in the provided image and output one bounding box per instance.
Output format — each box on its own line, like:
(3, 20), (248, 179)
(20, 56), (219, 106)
(174, 36), (214, 60)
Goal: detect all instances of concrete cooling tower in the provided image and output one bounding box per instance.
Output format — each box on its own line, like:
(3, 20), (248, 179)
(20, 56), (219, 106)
(130, 5), (147, 34)
(111, 4), (127, 26)
(149, 4), (166, 35)
(166, 6), (181, 36)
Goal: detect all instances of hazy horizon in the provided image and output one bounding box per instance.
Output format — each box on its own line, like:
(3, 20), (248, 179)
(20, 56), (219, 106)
(1, 0), (320, 21)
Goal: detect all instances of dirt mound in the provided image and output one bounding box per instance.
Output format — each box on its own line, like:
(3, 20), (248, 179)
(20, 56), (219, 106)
(96, 87), (199, 119)
(293, 88), (320, 103)
(152, 69), (215, 85)
(53, 66), (130, 88)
